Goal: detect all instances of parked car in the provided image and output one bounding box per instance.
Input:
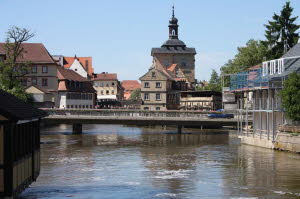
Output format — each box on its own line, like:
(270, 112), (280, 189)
(207, 110), (234, 119)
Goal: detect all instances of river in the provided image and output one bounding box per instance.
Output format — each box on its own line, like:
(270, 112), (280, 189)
(18, 124), (300, 199)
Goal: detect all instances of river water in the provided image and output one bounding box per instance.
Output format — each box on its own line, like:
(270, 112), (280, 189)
(18, 124), (300, 199)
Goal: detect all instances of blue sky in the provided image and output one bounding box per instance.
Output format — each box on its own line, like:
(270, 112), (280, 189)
(1, 0), (299, 81)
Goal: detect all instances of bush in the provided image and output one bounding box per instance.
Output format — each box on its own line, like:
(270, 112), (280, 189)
(280, 72), (300, 121)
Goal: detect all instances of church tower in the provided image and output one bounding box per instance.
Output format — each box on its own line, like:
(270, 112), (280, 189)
(169, 6), (179, 39)
(151, 6), (197, 85)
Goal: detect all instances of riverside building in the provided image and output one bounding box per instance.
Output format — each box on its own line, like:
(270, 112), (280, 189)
(140, 6), (197, 110)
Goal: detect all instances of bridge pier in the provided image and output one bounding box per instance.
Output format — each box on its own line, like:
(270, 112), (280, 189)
(177, 125), (183, 134)
(72, 123), (82, 134)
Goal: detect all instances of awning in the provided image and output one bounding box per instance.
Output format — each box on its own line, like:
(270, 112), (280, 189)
(97, 95), (117, 100)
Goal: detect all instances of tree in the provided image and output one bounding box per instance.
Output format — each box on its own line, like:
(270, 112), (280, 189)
(0, 26), (35, 102)
(263, 2), (300, 59)
(129, 88), (141, 100)
(220, 39), (268, 75)
(280, 72), (300, 121)
(198, 70), (221, 92)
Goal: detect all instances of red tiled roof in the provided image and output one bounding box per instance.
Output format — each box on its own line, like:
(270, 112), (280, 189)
(167, 64), (177, 72)
(121, 80), (141, 91)
(0, 43), (56, 64)
(57, 67), (88, 82)
(57, 67), (95, 93)
(92, 73), (117, 80)
(63, 56), (94, 76)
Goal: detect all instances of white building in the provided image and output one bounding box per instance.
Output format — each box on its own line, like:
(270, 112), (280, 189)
(57, 67), (96, 109)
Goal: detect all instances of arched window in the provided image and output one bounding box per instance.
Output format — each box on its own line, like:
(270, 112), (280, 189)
(172, 29), (176, 35)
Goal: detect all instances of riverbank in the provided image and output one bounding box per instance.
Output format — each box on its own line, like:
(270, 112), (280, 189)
(239, 132), (300, 153)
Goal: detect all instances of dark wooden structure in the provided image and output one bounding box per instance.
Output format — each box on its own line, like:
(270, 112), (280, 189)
(0, 90), (46, 198)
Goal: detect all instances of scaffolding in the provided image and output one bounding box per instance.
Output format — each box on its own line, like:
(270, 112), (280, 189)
(222, 67), (286, 142)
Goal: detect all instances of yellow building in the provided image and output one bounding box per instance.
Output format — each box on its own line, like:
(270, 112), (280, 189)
(92, 73), (124, 103)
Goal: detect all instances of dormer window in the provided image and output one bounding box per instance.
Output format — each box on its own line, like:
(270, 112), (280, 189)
(152, 72), (156, 77)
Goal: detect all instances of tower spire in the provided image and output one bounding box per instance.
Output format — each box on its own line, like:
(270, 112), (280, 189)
(172, 5), (175, 17)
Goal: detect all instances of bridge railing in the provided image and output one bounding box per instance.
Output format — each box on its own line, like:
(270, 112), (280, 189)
(43, 109), (234, 119)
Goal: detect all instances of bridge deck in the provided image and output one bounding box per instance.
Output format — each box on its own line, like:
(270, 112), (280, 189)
(43, 109), (247, 127)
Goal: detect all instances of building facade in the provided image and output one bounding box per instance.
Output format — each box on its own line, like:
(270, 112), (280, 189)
(0, 43), (59, 108)
(180, 91), (222, 111)
(92, 73), (124, 103)
(140, 7), (195, 110)
(57, 67), (96, 109)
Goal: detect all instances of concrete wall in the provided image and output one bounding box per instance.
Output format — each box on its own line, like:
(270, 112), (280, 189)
(274, 133), (300, 153)
(240, 133), (300, 153)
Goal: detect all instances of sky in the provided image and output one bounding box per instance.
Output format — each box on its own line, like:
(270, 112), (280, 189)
(0, 0), (299, 81)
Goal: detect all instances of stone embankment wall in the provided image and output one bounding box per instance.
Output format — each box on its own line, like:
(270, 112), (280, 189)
(240, 132), (300, 153)
(274, 133), (300, 153)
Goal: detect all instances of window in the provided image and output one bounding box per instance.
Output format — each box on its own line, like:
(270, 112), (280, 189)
(42, 66), (48, 73)
(79, 105), (81, 109)
(106, 90), (109, 94)
(156, 93), (161, 101)
(172, 29), (176, 35)
(71, 105), (73, 108)
(67, 105), (70, 108)
(156, 107), (160, 110)
(67, 93), (70, 99)
(144, 107), (149, 110)
(32, 65), (37, 73)
(106, 83), (110, 87)
(156, 82), (161, 88)
(75, 69), (78, 71)
(112, 82), (115, 86)
(75, 105), (78, 109)
(100, 82), (104, 87)
(112, 90), (115, 94)
(90, 105), (93, 109)
(94, 82), (98, 87)
(101, 90), (104, 95)
(42, 78), (48, 86)
(21, 78), (27, 86)
(152, 72), (156, 77)
(144, 93), (149, 101)
(32, 78), (37, 85)
(144, 82), (149, 88)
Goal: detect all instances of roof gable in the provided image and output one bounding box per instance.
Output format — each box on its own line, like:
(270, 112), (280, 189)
(63, 56), (93, 76)
(139, 68), (170, 81)
(57, 67), (88, 82)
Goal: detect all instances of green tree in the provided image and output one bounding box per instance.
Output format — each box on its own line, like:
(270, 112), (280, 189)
(198, 70), (221, 92)
(280, 72), (300, 121)
(220, 39), (268, 75)
(0, 26), (34, 102)
(263, 2), (300, 59)
(129, 88), (141, 100)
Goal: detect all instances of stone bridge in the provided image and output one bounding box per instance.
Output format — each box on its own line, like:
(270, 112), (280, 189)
(43, 109), (241, 133)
